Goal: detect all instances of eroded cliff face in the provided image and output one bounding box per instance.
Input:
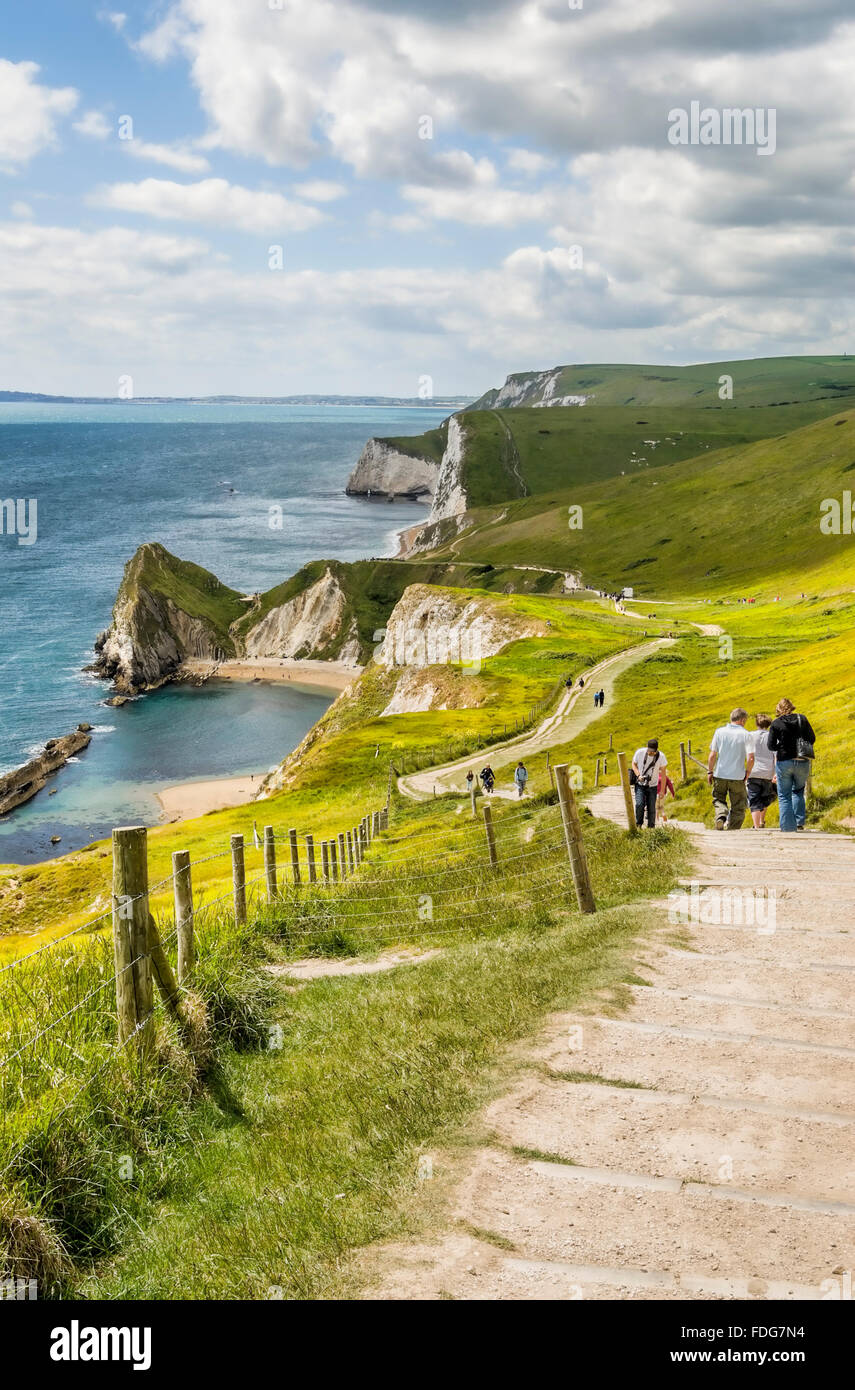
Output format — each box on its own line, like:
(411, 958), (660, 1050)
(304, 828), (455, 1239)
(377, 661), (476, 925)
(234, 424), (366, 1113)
(93, 595), (224, 692)
(93, 548), (365, 694)
(346, 439), (439, 499)
(375, 582), (546, 713)
(244, 568), (361, 664)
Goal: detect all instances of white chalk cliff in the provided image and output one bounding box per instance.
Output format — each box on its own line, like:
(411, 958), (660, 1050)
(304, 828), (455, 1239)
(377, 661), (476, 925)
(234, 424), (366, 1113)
(346, 439), (439, 499)
(244, 568), (361, 663)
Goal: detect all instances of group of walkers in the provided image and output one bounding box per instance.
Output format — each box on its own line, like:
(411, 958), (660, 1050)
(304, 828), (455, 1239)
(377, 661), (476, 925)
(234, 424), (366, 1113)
(631, 698), (816, 832)
(593, 688), (605, 709)
(466, 760), (530, 799)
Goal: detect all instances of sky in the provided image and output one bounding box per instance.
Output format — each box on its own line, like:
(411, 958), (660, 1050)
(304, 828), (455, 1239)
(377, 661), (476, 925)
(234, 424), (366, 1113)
(0, 0), (853, 397)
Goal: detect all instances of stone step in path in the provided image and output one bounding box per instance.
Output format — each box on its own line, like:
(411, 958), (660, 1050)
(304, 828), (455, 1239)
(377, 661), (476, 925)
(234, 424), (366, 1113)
(360, 788), (855, 1301)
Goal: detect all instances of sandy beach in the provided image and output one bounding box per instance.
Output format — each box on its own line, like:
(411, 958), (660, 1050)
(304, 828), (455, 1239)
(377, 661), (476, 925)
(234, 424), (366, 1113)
(156, 772), (266, 821)
(180, 656), (362, 691)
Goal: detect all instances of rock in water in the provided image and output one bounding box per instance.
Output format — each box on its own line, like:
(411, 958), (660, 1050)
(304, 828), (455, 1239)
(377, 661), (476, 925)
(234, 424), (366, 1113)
(0, 728), (92, 816)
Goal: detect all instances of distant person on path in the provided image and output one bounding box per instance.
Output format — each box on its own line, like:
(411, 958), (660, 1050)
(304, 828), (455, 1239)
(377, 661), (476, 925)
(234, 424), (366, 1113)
(747, 713), (777, 829)
(465, 769), (475, 796)
(598, 688), (605, 708)
(514, 761), (528, 798)
(631, 738), (667, 828)
(656, 765), (676, 824)
(578, 677), (585, 689)
(480, 764), (495, 794)
(767, 698), (816, 832)
(707, 708), (754, 830)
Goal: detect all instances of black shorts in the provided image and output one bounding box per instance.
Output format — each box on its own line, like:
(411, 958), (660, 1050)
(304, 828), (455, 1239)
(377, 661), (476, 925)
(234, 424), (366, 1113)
(747, 777), (777, 811)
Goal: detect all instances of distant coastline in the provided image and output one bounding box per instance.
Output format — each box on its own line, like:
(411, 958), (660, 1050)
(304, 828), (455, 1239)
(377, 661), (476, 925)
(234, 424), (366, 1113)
(0, 390), (473, 408)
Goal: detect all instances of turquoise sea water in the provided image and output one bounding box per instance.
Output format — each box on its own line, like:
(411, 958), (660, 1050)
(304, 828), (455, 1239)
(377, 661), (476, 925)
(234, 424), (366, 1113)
(0, 403), (447, 862)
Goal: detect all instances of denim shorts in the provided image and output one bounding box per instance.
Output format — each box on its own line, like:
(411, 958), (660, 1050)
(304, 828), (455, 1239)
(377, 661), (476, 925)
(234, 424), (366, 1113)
(747, 777), (777, 811)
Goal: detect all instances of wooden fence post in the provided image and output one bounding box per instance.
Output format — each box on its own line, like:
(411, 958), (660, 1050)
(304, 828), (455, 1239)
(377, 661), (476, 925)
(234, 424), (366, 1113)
(616, 752), (638, 834)
(594, 757), (600, 788)
(231, 833), (246, 924)
(470, 777), (478, 817)
(112, 826), (155, 1056)
(609, 733), (613, 750)
(263, 825), (277, 902)
(305, 833), (317, 884)
(373, 810), (380, 838)
(352, 826), (361, 867)
(337, 831), (347, 879)
(483, 803), (498, 868)
(347, 829), (355, 874)
(679, 742), (688, 782)
(322, 840), (330, 885)
(330, 838), (339, 882)
(554, 763), (596, 913)
(289, 828), (301, 886)
(687, 738), (693, 756)
(172, 849), (194, 984)
(547, 750), (555, 788)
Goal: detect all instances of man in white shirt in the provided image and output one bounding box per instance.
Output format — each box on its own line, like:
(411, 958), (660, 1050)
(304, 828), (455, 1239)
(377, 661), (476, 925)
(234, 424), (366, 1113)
(707, 707), (754, 830)
(631, 738), (667, 828)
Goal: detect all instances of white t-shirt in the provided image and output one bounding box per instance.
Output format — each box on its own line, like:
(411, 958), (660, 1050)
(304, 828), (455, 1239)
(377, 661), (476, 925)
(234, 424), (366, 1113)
(750, 729), (776, 780)
(633, 747), (666, 786)
(710, 723), (753, 780)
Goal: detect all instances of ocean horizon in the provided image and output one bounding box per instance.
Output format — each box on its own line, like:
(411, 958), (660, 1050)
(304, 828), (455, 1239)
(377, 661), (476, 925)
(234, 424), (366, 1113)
(0, 402), (448, 863)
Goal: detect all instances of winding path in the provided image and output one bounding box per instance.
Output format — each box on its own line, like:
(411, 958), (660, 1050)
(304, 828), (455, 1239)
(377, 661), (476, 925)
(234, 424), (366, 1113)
(397, 637), (672, 801)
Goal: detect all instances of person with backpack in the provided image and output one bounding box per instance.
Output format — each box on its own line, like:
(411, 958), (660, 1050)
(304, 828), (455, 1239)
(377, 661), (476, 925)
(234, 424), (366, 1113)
(707, 707), (754, 830)
(514, 761), (528, 798)
(631, 738), (667, 828)
(480, 764), (495, 794)
(766, 698), (816, 832)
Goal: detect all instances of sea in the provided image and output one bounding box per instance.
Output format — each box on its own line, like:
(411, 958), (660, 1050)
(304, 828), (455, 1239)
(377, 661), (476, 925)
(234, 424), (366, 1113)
(0, 403), (448, 863)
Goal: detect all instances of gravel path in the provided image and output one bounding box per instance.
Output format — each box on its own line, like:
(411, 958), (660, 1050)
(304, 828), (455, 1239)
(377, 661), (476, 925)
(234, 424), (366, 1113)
(361, 790), (855, 1301)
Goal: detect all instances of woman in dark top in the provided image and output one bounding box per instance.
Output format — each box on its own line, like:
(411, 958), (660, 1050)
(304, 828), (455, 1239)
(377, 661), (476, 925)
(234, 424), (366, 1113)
(766, 698), (816, 832)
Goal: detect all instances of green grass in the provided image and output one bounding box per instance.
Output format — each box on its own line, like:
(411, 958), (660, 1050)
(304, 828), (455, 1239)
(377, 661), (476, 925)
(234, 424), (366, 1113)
(468, 354), (855, 411)
(431, 409), (855, 597)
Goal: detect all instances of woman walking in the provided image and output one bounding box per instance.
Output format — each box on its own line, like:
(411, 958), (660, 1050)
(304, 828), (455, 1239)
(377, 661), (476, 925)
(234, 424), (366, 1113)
(766, 698), (816, 832)
(747, 713), (777, 829)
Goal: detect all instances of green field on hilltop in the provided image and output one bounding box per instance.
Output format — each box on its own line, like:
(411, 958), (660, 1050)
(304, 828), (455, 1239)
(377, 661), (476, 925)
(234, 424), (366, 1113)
(432, 410), (855, 596)
(469, 354), (855, 411)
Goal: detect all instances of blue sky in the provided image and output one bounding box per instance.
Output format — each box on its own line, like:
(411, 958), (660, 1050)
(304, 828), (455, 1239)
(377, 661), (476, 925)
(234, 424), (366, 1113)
(1, 1), (853, 395)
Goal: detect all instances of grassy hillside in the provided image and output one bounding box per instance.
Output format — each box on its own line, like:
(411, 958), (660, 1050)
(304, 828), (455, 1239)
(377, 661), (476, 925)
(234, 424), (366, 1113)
(231, 555), (570, 662)
(431, 410), (855, 596)
(469, 355), (855, 411)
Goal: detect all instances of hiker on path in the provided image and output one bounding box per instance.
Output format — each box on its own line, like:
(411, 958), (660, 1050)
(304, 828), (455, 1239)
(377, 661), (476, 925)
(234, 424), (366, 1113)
(657, 765), (676, 824)
(766, 698), (816, 832)
(631, 738), (667, 829)
(514, 761), (528, 798)
(747, 713), (777, 829)
(465, 769), (475, 797)
(597, 688), (605, 708)
(707, 707), (754, 830)
(480, 764), (495, 794)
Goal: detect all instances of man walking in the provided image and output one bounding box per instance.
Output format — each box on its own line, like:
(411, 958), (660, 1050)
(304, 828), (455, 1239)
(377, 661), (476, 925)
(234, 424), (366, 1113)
(514, 760), (529, 798)
(708, 707), (754, 830)
(631, 738), (667, 828)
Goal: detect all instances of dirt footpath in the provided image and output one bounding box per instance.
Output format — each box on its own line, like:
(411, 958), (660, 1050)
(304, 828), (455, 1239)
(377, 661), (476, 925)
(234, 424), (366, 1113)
(397, 638), (673, 802)
(360, 790), (855, 1300)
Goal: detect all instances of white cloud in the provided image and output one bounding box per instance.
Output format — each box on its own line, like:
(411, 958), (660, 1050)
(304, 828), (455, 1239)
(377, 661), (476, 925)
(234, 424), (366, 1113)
(90, 177), (327, 232)
(97, 11), (127, 32)
(505, 148), (556, 176)
(73, 110), (112, 140)
(10, 201), (33, 219)
(0, 59), (77, 170)
(124, 140), (211, 174)
(292, 180), (347, 202)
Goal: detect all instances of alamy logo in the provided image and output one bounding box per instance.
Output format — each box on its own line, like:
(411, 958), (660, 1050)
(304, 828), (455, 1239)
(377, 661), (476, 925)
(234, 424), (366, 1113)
(668, 881), (776, 933)
(50, 1321), (151, 1371)
(1, 498), (37, 546)
(668, 102), (776, 156)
